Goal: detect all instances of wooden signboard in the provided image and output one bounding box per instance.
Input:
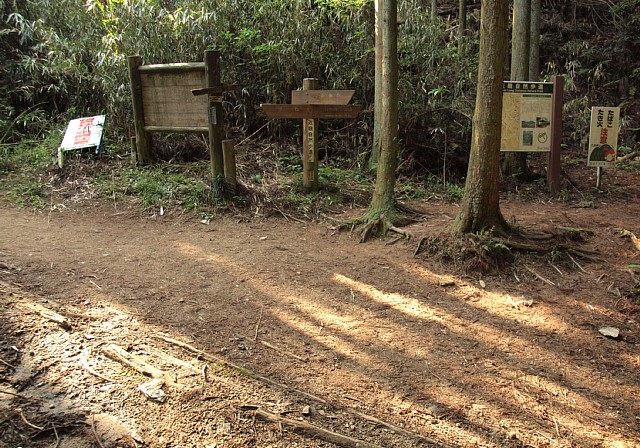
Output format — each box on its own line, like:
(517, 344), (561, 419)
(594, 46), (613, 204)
(128, 51), (234, 180)
(261, 80), (363, 192)
(139, 64), (208, 131)
(261, 104), (362, 120)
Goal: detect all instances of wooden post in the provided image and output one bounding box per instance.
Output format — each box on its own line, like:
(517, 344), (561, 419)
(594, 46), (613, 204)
(127, 55), (153, 164)
(130, 136), (137, 164)
(302, 78), (320, 192)
(205, 50), (224, 179)
(547, 75), (563, 194)
(222, 139), (237, 193)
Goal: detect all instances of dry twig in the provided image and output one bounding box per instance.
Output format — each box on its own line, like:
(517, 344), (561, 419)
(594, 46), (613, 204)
(253, 306), (264, 342)
(17, 408), (44, 430)
(80, 354), (114, 382)
(260, 341), (307, 363)
(91, 414), (106, 448)
(249, 407), (381, 448)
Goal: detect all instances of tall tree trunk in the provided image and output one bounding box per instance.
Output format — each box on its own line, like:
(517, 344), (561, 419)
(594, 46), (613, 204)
(431, 0), (437, 22)
(529, 0), (541, 81)
(369, 0), (383, 173)
(369, 0), (398, 213)
(459, 0), (467, 54)
(453, 0), (509, 234)
(502, 0), (531, 177)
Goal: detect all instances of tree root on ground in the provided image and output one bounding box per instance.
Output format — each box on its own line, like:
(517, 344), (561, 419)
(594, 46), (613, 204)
(344, 212), (414, 243)
(415, 227), (600, 274)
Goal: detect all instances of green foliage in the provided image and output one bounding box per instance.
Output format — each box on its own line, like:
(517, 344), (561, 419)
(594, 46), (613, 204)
(96, 164), (215, 210)
(2, 0), (477, 170)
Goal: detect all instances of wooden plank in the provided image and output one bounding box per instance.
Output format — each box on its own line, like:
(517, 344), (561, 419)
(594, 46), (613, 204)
(261, 104), (363, 120)
(138, 62), (205, 74)
(291, 90), (355, 105)
(140, 71), (208, 127)
(191, 85), (237, 96)
(144, 126), (208, 133)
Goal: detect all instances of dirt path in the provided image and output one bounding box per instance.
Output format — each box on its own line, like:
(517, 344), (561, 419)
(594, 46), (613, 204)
(1, 200), (639, 447)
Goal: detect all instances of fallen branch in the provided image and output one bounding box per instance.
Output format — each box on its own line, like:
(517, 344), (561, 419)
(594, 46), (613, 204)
(102, 344), (165, 379)
(253, 306), (264, 342)
(20, 302), (72, 331)
(524, 266), (556, 287)
(157, 333), (452, 447)
(249, 408), (381, 448)
(260, 341), (307, 363)
(145, 347), (200, 375)
(0, 356), (16, 369)
(566, 252), (589, 274)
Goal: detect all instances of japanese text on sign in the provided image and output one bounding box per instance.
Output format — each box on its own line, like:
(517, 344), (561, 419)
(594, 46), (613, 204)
(587, 107), (619, 167)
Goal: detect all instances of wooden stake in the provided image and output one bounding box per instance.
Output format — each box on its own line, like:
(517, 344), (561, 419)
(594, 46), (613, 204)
(222, 139), (237, 193)
(127, 56), (153, 164)
(547, 75), (564, 193)
(302, 78), (320, 192)
(205, 50), (224, 178)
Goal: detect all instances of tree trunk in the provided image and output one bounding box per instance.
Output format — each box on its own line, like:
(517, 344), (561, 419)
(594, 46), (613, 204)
(529, 0), (541, 82)
(502, 0), (531, 177)
(453, 0), (509, 234)
(431, 0), (437, 22)
(369, 0), (383, 173)
(459, 0), (467, 54)
(369, 0), (399, 213)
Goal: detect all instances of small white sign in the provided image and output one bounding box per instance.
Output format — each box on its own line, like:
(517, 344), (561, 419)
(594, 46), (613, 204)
(587, 107), (620, 167)
(58, 115), (105, 168)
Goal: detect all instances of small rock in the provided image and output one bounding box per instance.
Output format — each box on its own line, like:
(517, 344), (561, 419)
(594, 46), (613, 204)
(598, 326), (620, 339)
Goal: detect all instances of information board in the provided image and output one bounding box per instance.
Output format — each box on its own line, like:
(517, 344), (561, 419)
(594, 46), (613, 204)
(501, 82), (553, 152)
(587, 107), (620, 167)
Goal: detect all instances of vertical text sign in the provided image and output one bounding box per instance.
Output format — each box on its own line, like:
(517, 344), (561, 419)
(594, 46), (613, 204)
(501, 82), (554, 152)
(587, 107), (620, 167)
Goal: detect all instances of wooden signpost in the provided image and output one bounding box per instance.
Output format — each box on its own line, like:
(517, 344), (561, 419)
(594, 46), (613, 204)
(128, 50), (236, 185)
(500, 75), (564, 193)
(261, 78), (363, 192)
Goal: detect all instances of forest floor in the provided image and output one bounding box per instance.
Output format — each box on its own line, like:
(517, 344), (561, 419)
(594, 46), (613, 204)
(1, 161), (640, 448)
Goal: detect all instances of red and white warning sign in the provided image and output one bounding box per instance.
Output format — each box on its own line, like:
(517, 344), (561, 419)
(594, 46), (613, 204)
(58, 115), (105, 167)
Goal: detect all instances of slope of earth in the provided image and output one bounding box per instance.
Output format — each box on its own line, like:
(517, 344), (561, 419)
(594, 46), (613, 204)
(0, 195), (639, 448)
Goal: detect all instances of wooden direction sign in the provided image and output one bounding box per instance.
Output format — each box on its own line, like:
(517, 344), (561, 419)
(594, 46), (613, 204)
(261, 80), (363, 192)
(261, 103), (362, 120)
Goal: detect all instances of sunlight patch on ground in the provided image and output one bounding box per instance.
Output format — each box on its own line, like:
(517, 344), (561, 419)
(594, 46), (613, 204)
(402, 263), (569, 332)
(171, 241), (629, 447)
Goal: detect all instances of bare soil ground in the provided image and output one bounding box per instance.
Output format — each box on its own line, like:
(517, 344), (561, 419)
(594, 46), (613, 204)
(1, 173), (640, 447)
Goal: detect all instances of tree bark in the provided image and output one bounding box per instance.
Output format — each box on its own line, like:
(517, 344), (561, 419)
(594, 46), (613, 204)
(369, 0), (383, 173)
(502, 0), (531, 177)
(369, 0), (399, 214)
(431, 0), (438, 22)
(529, 0), (541, 82)
(453, 0), (509, 234)
(459, 0), (467, 54)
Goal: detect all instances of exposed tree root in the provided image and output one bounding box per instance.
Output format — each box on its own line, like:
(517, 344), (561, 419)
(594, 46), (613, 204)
(337, 200), (426, 243)
(415, 226), (600, 274)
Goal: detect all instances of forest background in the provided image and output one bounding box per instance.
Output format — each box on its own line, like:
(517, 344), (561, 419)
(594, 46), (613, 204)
(1, 0), (639, 211)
